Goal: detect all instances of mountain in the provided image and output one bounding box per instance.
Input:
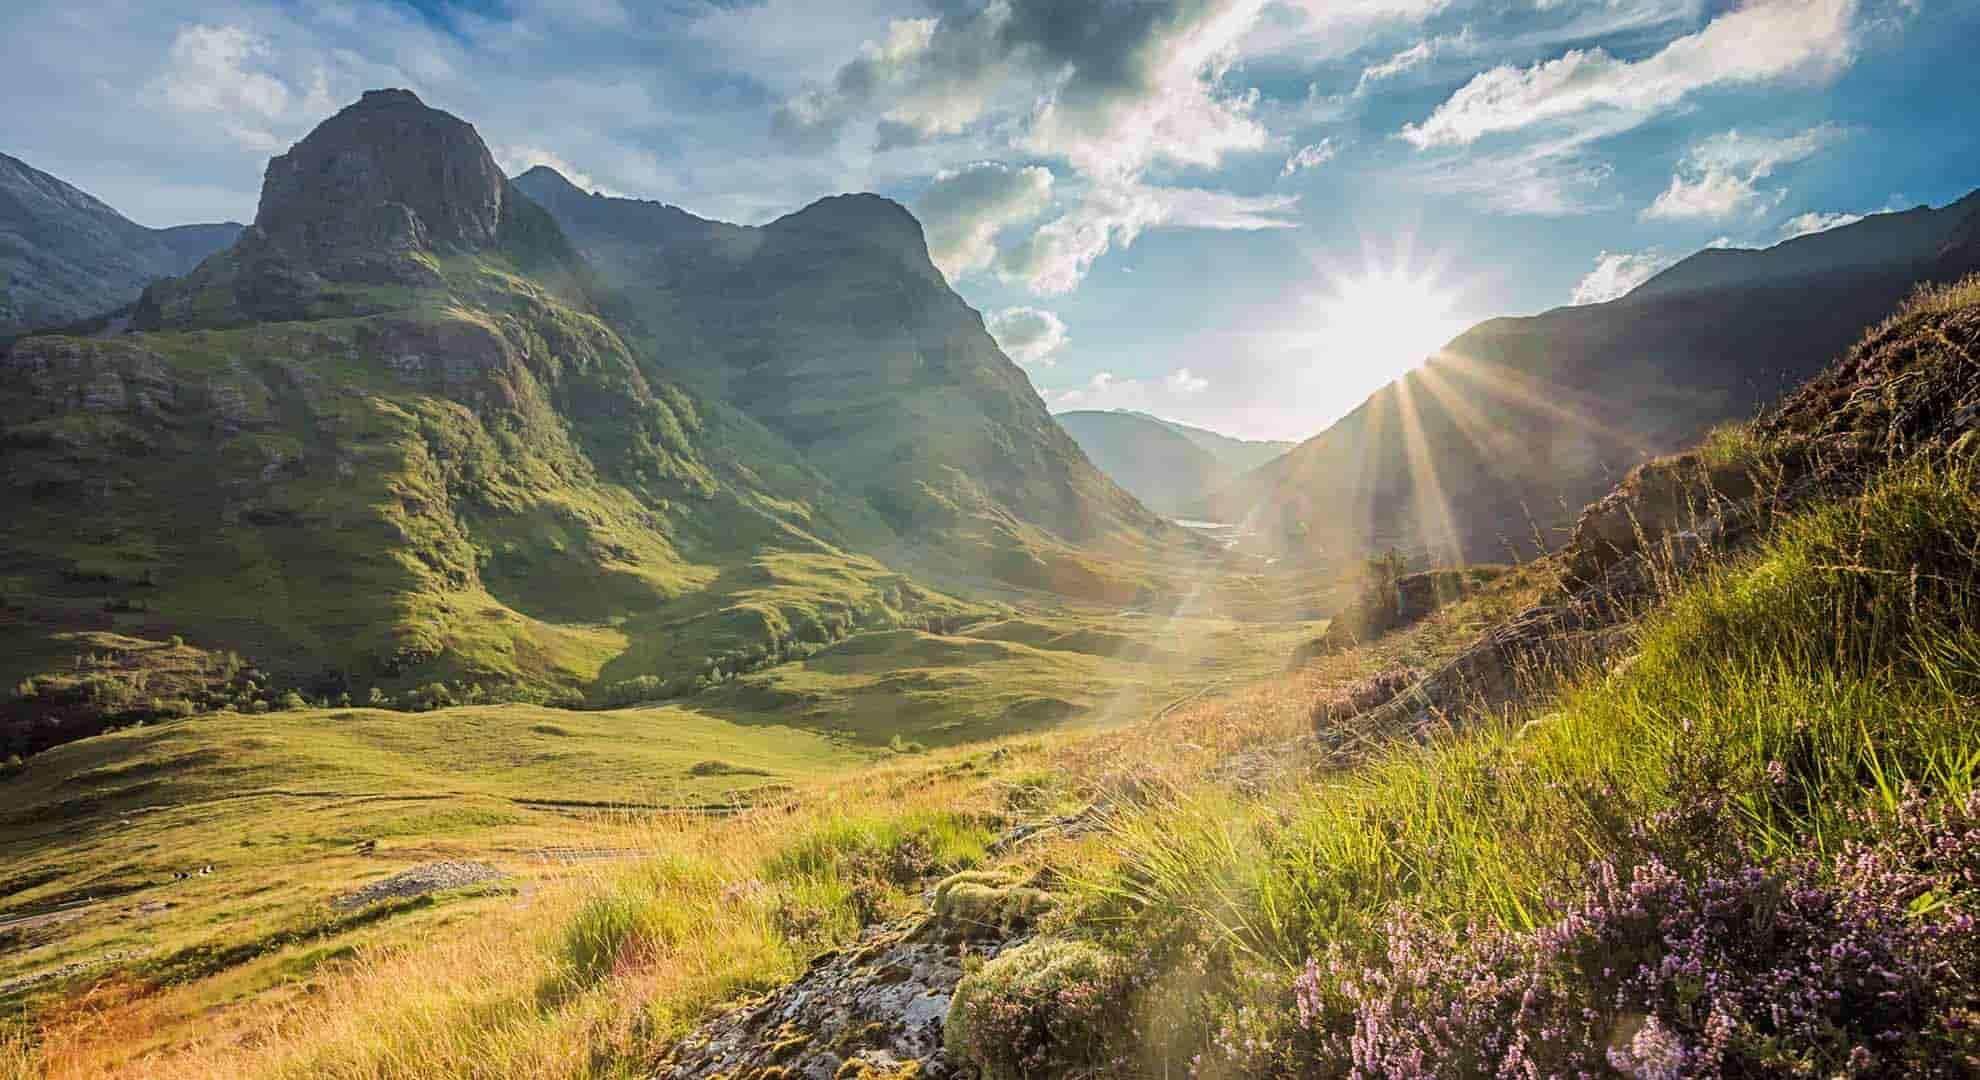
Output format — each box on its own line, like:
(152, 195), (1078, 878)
(1, 90), (985, 748)
(1055, 410), (1275, 517)
(1203, 189), (1980, 565)
(1125, 411), (1293, 473)
(513, 166), (1171, 594)
(0, 152), (241, 337)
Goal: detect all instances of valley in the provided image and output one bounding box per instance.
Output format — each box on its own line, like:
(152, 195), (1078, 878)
(2, 9), (1978, 1073)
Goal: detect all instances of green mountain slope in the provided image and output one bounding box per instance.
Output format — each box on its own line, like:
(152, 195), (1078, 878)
(1125, 410), (1293, 473)
(512, 166), (1177, 598)
(1203, 189), (1980, 565)
(0, 152), (240, 338)
(1053, 410), (1230, 517)
(0, 90), (983, 750)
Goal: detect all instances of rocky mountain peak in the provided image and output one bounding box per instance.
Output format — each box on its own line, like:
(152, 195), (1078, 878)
(515, 164), (584, 196)
(769, 193), (926, 249)
(251, 87), (509, 263)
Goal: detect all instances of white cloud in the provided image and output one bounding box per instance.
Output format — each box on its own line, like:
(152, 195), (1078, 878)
(1052, 366), (1211, 410)
(1402, 0), (1862, 149)
(1282, 139), (1339, 176)
(1358, 38), (1437, 92)
(915, 162), (1056, 281)
(1166, 367), (1210, 394)
(1779, 209), (1865, 238)
(1643, 124), (1843, 221)
(998, 179), (1297, 295)
(778, 1), (1298, 294)
(1571, 248), (1678, 304)
(493, 145), (613, 195)
(984, 306), (1069, 366)
(774, 0), (1278, 181)
(151, 24), (335, 152)
(1415, 123), (1622, 216)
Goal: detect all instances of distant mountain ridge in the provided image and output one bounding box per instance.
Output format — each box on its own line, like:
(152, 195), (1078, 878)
(0, 152), (241, 337)
(1054, 410), (1292, 517)
(1129, 412), (1294, 473)
(1203, 188), (1980, 565)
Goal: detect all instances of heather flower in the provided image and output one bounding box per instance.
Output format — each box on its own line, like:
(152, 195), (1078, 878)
(1255, 792), (1980, 1078)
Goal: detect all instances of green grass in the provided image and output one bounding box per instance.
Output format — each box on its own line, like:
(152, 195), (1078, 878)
(1046, 454), (1980, 1070)
(0, 594), (1321, 1060)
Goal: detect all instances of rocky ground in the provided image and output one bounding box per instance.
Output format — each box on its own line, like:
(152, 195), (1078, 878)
(330, 861), (507, 911)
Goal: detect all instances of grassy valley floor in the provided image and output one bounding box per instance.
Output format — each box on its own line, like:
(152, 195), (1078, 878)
(0, 594), (1339, 1075)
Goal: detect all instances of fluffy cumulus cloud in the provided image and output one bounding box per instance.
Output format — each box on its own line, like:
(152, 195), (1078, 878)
(984, 306), (1070, 366)
(1282, 139), (1338, 176)
(1571, 248), (1678, 304)
(916, 162), (1056, 280)
(1643, 124), (1844, 221)
(1780, 209), (1866, 238)
(1402, 0), (1862, 149)
(779, 0), (1302, 293)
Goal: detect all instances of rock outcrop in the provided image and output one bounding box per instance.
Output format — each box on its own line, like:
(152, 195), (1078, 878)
(135, 89), (582, 331)
(255, 89), (508, 263)
(659, 871), (1052, 1079)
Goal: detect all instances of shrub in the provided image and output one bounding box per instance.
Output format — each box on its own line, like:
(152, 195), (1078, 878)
(167, 634), (185, 649)
(946, 939), (1133, 1079)
(406, 683), (455, 711)
(277, 691), (308, 711)
(1264, 794), (1980, 1078)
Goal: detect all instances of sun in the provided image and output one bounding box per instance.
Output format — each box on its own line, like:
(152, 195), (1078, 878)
(1317, 265), (1465, 384)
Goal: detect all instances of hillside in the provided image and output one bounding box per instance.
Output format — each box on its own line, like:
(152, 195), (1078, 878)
(513, 166), (1175, 595)
(12, 270), (1975, 1078)
(1204, 189), (1980, 565)
(1053, 410), (1228, 516)
(0, 153), (240, 338)
(1055, 410), (1293, 517)
(1128, 411), (1293, 472)
(0, 90), (994, 753)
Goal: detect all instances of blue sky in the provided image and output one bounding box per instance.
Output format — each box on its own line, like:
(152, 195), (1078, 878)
(3, 0), (1975, 441)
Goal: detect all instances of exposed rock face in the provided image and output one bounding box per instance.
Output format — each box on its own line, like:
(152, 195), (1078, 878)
(254, 88), (507, 267)
(0, 152), (240, 336)
(659, 875), (1047, 1078)
(135, 89), (582, 330)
